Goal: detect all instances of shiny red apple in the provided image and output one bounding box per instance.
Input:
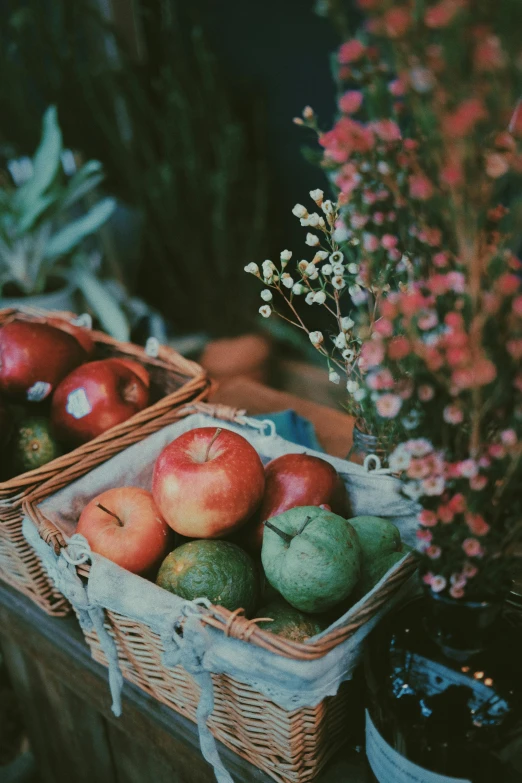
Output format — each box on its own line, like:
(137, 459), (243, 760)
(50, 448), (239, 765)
(51, 358), (149, 444)
(237, 453), (352, 552)
(152, 426), (265, 538)
(110, 358), (150, 388)
(77, 487), (170, 575)
(0, 321), (87, 401)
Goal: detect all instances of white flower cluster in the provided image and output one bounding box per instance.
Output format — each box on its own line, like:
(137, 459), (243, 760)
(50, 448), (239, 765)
(244, 191), (371, 404)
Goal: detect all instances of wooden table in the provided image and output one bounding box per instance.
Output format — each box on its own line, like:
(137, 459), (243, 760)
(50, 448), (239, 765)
(0, 379), (365, 783)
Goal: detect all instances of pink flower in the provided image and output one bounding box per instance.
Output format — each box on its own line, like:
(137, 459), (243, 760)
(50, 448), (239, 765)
(437, 505), (455, 524)
(339, 90), (364, 114)
(372, 119), (402, 142)
(474, 35), (506, 71)
(422, 571), (435, 585)
(465, 513), (490, 537)
(384, 7), (412, 38)
(462, 538), (484, 558)
(486, 153), (509, 179)
(351, 213), (368, 229)
(501, 429), (517, 447)
(367, 368), (395, 390)
(462, 562), (478, 579)
(512, 295), (522, 316)
(418, 384), (435, 401)
(422, 476), (446, 496)
(441, 162), (464, 186)
(426, 545), (442, 560)
(444, 98), (486, 138)
(507, 339), (522, 360)
(450, 584), (465, 599)
(443, 404), (464, 425)
(430, 575), (447, 593)
(409, 174), (434, 200)
(458, 459), (478, 479)
(447, 271), (466, 292)
(449, 493), (466, 513)
(373, 212), (385, 226)
(408, 458), (431, 479)
(417, 311), (438, 330)
(419, 510), (438, 527)
(470, 474), (487, 491)
(405, 439), (433, 457)
(497, 273), (521, 296)
(376, 393), (403, 419)
(452, 358), (496, 389)
(425, 0), (463, 29)
(489, 443), (506, 459)
(363, 233), (381, 252)
(417, 528), (433, 543)
(433, 252), (449, 268)
(338, 40), (366, 64)
(388, 336), (411, 360)
(381, 234), (398, 250)
(336, 163), (362, 195)
(374, 318), (394, 338)
(361, 339), (385, 368)
(389, 77), (406, 97)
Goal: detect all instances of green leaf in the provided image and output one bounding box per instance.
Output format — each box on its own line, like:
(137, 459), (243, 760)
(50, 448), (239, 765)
(43, 198), (116, 260)
(73, 268), (130, 341)
(16, 192), (57, 234)
(60, 160), (105, 210)
(14, 106), (63, 212)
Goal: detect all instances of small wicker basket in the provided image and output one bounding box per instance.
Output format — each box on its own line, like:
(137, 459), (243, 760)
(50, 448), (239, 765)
(0, 306), (211, 615)
(24, 403), (417, 782)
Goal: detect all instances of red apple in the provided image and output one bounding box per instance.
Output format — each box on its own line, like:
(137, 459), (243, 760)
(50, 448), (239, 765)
(110, 358), (150, 388)
(152, 426), (265, 538)
(51, 358), (149, 444)
(236, 453), (352, 552)
(0, 321), (87, 401)
(46, 318), (95, 356)
(77, 487), (170, 575)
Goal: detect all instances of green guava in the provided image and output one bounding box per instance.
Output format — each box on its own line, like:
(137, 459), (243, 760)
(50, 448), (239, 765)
(255, 598), (328, 642)
(348, 516), (404, 595)
(261, 506), (361, 613)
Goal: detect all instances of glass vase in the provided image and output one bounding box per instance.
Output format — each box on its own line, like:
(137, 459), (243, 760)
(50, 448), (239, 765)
(365, 589), (522, 782)
(347, 420), (388, 470)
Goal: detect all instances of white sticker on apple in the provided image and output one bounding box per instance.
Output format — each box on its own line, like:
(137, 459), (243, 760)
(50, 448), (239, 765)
(66, 388), (92, 419)
(27, 381), (53, 402)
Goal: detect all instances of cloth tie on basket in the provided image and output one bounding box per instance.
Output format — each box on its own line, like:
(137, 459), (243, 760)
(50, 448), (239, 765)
(23, 410), (420, 783)
(22, 523), (124, 717)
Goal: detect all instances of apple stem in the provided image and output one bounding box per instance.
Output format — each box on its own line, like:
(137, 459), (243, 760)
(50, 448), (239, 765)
(264, 520), (293, 545)
(204, 427), (223, 462)
(297, 515), (313, 536)
(96, 503), (124, 527)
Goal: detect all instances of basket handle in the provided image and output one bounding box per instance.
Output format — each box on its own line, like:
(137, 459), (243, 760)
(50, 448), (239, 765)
(23, 499), (67, 554)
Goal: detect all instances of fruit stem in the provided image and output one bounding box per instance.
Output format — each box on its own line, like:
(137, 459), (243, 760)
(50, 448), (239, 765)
(97, 503), (124, 527)
(264, 520), (293, 545)
(204, 427), (222, 462)
(297, 515), (313, 536)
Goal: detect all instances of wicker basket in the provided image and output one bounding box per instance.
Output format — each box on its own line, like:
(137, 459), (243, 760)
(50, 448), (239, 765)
(24, 403), (417, 783)
(0, 306), (211, 615)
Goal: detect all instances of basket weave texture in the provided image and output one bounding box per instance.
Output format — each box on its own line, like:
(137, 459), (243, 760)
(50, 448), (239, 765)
(0, 306), (211, 615)
(82, 612), (352, 783)
(23, 402), (417, 783)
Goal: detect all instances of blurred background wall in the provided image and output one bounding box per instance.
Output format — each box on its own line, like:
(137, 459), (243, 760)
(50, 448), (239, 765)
(0, 0), (345, 331)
